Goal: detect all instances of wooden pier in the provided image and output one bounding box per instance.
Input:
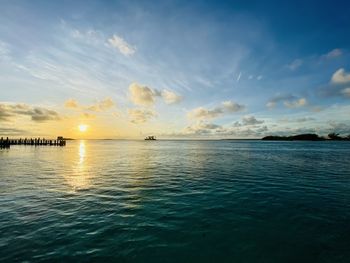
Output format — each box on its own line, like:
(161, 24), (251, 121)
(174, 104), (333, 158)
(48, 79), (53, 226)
(0, 136), (66, 149)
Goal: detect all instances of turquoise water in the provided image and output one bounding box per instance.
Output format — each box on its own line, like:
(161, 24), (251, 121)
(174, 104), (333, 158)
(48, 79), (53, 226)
(0, 140), (350, 262)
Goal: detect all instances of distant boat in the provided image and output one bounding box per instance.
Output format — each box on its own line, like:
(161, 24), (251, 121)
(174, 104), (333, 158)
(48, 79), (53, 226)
(144, 136), (156, 140)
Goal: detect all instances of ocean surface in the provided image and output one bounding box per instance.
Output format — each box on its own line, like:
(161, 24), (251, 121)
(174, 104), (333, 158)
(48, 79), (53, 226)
(1, 140), (350, 262)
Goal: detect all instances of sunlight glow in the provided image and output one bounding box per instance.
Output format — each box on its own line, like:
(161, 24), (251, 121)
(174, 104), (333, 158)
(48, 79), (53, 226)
(78, 124), (88, 132)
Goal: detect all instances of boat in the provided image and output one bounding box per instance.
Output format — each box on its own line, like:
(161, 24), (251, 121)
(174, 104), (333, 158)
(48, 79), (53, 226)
(144, 136), (156, 140)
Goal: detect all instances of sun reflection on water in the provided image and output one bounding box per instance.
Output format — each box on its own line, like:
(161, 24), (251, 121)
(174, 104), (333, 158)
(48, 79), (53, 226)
(79, 140), (85, 164)
(66, 140), (91, 191)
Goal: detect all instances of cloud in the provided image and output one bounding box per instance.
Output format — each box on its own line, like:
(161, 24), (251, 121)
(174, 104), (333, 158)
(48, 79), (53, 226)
(187, 107), (223, 119)
(328, 121), (350, 135)
(95, 97), (115, 111)
(331, 68), (350, 84)
(184, 121), (223, 135)
(236, 72), (242, 82)
(0, 104), (14, 121)
(267, 94), (307, 109)
(341, 87), (350, 97)
(319, 70), (350, 99)
(0, 41), (11, 61)
(71, 29), (104, 45)
(129, 83), (182, 106)
(128, 108), (157, 124)
(284, 98), (307, 108)
(222, 101), (245, 113)
(64, 97), (116, 111)
(279, 117), (315, 123)
(129, 83), (157, 106)
(64, 98), (79, 109)
(322, 49), (342, 59)
(287, 59), (303, 70)
(242, 115), (264, 125)
(108, 35), (136, 56)
(81, 112), (96, 119)
(0, 127), (27, 136)
(188, 100), (245, 120)
(233, 115), (264, 127)
(161, 90), (182, 104)
(0, 103), (61, 122)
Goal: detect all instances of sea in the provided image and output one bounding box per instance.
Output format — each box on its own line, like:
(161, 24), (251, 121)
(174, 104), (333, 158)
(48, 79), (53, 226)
(0, 140), (350, 262)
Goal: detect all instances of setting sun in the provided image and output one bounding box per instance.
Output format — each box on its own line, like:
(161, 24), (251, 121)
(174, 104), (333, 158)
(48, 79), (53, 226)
(78, 124), (88, 132)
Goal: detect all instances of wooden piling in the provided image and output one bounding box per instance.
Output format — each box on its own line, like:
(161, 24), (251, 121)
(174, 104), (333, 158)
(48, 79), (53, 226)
(0, 136), (67, 149)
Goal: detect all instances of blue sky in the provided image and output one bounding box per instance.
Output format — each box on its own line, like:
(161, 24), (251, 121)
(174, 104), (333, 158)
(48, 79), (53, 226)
(0, 0), (350, 138)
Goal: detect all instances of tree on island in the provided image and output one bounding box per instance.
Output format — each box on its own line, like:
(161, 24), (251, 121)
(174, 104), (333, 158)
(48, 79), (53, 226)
(328, 133), (342, 140)
(262, 133), (350, 141)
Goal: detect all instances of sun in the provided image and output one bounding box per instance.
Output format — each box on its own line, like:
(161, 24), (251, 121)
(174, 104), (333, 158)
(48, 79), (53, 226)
(78, 124), (88, 132)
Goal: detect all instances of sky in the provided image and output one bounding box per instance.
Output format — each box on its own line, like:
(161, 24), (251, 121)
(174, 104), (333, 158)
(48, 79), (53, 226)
(0, 0), (350, 139)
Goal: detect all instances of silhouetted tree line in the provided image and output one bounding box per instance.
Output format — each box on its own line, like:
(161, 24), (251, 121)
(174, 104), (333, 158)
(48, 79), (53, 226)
(262, 133), (350, 141)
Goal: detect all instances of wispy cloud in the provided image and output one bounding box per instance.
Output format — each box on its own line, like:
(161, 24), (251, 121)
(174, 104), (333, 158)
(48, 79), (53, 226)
(64, 99), (79, 109)
(233, 115), (264, 126)
(108, 35), (136, 56)
(0, 103), (61, 122)
(0, 41), (11, 61)
(267, 94), (307, 109)
(284, 98), (307, 108)
(183, 121), (223, 135)
(0, 127), (27, 136)
(287, 59), (303, 71)
(188, 100), (245, 120)
(322, 48), (342, 59)
(128, 108), (157, 124)
(161, 90), (183, 104)
(64, 98), (116, 112)
(341, 87), (350, 97)
(236, 72), (242, 82)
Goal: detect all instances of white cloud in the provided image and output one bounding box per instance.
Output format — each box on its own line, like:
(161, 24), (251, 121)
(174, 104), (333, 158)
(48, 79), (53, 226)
(188, 100), (245, 120)
(129, 83), (157, 106)
(81, 112), (96, 119)
(323, 48), (342, 59)
(70, 29), (104, 45)
(341, 87), (350, 97)
(187, 107), (223, 119)
(95, 97), (115, 111)
(236, 72), (242, 82)
(161, 90), (182, 104)
(233, 116), (264, 127)
(128, 108), (157, 124)
(64, 97), (116, 111)
(64, 98), (79, 109)
(183, 121), (223, 135)
(108, 35), (136, 56)
(331, 68), (350, 84)
(267, 94), (307, 109)
(284, 98), (307, 108)
(287, 59), (303, 70)
(222, 101), (245, 113)
(266, 101), (276, 109)
(129, 83), (182, 106)
(0, 41), (11, 61)
(0, 103), (61, 122)
(241, 115), (264, 125)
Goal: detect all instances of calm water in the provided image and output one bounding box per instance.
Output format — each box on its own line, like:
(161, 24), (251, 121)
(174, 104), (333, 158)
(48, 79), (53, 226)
(1, 140), (350, 262)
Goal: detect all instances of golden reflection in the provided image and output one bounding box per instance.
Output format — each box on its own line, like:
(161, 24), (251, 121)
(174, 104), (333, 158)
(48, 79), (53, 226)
(65, 140), (91, 191)
(79, 140), (86, 164)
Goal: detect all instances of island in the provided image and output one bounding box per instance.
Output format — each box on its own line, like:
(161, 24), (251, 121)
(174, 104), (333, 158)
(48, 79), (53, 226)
(262, 133), (350, 141)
